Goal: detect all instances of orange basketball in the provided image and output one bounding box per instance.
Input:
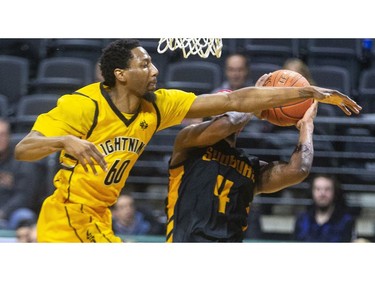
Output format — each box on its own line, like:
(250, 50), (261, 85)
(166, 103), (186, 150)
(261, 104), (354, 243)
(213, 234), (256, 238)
(260, 69), (313, 127)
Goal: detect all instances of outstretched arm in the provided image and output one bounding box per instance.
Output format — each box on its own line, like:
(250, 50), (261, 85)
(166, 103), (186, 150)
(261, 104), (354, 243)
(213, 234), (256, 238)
(15, 131), (107, 175)
(255, 100), (318, 195)
(185, 74), (361, 119)
(170, 112), (252, 166)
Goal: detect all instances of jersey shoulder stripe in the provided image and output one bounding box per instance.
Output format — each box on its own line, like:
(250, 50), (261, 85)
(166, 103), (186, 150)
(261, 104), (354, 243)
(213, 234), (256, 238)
(72, 92), (99, 139)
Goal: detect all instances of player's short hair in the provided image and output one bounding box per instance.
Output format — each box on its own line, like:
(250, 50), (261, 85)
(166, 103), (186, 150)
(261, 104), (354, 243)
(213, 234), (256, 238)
(99, 39), (141, 87)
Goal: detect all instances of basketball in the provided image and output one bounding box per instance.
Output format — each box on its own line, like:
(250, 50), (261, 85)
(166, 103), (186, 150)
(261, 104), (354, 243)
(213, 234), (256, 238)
(260, 69), (313, 127)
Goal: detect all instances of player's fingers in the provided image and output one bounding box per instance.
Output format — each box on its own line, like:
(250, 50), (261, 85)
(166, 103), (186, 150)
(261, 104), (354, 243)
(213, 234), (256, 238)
(79, 153), (99, 175)
(76, 155), (89, 173)
(85, 157), (98, 176)
(90, 148), (108, 172)
(295, 120), (302, 130)
(344, 102), (362, 114)
(302, 100), (318, 120)
(255, 73), (270, 87)
(339, 95), (362, 112)
(338, 104), (352, 116)
(309, 100), (318, 117)
(308, 99), (318, 109)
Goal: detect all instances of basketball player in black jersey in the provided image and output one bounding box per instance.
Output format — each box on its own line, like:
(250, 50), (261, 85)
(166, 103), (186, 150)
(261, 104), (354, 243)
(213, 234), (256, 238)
(166, 95), (318, 242)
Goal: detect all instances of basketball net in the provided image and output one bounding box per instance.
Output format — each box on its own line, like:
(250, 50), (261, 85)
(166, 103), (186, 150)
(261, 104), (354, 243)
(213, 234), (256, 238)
(157, 38), (223, 59)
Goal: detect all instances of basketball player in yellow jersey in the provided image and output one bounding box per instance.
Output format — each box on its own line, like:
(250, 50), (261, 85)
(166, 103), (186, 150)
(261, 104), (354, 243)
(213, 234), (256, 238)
(14, 39), (361, 242)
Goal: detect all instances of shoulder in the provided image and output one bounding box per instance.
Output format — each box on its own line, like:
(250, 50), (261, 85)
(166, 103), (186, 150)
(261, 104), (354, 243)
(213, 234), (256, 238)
(333, 206), (355, 222)
(53, 95), (96, 125)
(57, 92), (97, 112)
(75, 82), (102, 96)
(296, 209), (313, 222)
(342, 212), (356, 224)
(63, 82), (104, 106)
(154, 88), (196, 102)
(152, 89), (197, 114)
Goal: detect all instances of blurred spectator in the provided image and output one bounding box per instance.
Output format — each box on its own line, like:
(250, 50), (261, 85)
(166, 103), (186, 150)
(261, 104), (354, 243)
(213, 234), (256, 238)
(283, 58), (316, 85)
(15, 220), (37, 243)
(0, 118), (40, 230)
(28, 222), (37, 242)
(293, 174), (357, 242)
(112, 193), (164, 236)
(212, 52), (253, 93)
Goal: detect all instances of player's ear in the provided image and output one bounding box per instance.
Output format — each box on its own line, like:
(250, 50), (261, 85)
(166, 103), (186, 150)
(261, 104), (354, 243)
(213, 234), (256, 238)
(114, 68), (127, 82)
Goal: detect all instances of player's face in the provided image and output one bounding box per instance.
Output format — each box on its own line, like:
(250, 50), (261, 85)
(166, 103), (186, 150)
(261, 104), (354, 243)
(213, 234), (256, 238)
(312, 177), (335, 208)
(125, 47), (159, 95)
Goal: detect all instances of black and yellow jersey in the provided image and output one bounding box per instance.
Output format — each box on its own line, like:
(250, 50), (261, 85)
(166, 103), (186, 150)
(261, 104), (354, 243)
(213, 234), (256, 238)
(166, 139), (260, 242)
(32, 82), (196, 209)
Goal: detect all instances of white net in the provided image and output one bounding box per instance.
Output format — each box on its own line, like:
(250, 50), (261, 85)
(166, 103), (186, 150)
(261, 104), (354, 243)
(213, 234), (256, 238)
(157, 38), (223, 59)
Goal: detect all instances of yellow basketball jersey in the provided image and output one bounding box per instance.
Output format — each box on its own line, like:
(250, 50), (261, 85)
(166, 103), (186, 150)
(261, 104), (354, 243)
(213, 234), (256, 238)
(32, 82), (196, 209)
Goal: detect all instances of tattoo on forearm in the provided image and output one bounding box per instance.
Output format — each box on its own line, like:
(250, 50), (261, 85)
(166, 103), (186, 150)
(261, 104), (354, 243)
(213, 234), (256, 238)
(293, 143), (312, 153)
(293, 143), (314, 171)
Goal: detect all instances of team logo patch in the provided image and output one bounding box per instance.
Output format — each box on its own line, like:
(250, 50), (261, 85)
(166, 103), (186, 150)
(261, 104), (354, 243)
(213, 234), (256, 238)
(86, 230), (96, 243)
(140, 120), (148, 130)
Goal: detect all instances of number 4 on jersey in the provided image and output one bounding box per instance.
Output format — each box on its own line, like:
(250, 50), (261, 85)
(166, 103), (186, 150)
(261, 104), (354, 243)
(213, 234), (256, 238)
(214, 175), (233, 214)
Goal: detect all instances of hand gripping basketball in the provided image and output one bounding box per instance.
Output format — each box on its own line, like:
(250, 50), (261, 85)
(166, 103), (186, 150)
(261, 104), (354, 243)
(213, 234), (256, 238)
(260, 69), (314, 127)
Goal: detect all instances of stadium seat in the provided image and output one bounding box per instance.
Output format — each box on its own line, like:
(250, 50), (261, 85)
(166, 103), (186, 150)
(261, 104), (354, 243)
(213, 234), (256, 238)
(314, 104), (339, 135)
(309, 65), (351, 94)
(250, 63), (281, 83)
(357, 68), (375, 114)
(305, 39), (362, 89)
(13, 94), (60, 133)
(0, 39), (48, 79)
(164, 61), (222, 94)
(340, 127), (375, 185)
(0, 94), (9, 117)
(30, 57), (93, 95)
(0, 55), (29, 113)
(243, 39), (300, 66)
(45, 39), (105, 69)
(309, 65), (352, 116)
